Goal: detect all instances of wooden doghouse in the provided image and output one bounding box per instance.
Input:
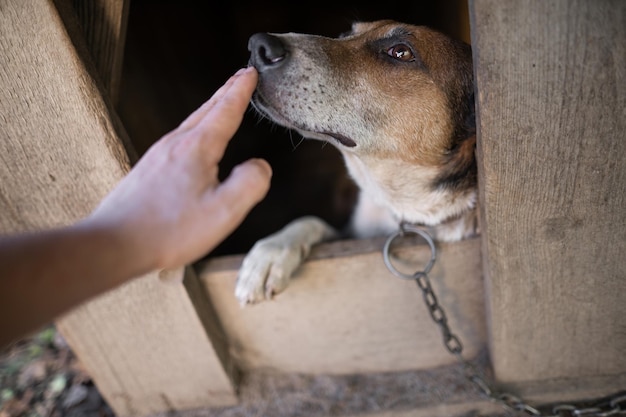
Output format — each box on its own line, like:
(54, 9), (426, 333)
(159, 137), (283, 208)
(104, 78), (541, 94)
(1, 1), (624, 416)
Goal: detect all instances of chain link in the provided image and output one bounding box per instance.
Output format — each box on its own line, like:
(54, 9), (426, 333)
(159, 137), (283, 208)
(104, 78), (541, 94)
(383, 223), (626, 417)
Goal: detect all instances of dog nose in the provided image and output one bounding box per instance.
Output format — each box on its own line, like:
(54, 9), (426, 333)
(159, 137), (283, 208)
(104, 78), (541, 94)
(248, 33), (287, 71)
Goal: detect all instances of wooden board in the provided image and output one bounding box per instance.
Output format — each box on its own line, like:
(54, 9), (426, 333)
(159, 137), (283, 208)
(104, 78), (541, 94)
(0, 1), (236, 415)
(53, 0), (137, 162)
(56, 268), (238, 415)
(198, 236), (486, 374)
(62, 0), (130, 105)
(470, 0), (626, 385)
(0, 0), (128, 233)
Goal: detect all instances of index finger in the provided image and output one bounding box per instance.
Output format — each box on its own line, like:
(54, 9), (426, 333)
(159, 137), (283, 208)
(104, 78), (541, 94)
(178, 67), (258, 132)
(193, 67), (258, 161)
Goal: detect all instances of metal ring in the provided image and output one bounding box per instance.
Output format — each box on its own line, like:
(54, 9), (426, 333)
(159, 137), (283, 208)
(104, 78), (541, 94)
(383, 224), (436, 280)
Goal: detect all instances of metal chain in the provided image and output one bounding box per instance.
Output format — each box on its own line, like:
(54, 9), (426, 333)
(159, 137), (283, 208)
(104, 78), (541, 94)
(383, 222), (626, 417)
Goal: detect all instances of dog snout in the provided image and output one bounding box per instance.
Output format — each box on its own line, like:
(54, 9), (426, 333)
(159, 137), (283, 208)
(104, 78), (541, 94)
(248, 33), (288, 72)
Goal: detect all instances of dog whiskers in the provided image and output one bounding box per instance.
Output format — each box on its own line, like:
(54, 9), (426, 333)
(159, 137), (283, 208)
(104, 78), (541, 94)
(288, 132), (305, 150)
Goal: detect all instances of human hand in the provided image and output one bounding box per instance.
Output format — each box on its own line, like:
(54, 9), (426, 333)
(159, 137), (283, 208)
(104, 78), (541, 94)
(85, 67), (271, 273)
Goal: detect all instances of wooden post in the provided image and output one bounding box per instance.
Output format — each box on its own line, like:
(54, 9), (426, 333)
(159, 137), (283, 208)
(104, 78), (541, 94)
(64, 0), (129, 105)
(0, 1), (237, 415)
(470, 0), (626, 395)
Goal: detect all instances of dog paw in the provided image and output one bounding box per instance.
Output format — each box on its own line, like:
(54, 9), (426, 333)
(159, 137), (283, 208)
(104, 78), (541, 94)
(235, 239), (306, 306)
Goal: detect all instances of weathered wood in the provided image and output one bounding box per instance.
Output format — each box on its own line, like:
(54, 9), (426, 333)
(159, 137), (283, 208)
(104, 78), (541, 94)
(0, 0), (129, 233)
(52, 0), (137, 162)
(0, 1), (236, 415)
(198, 236), (486, 374)
(470, 0), (626, 386)
(56, 267), (238, 415)
(62, 0), (130, 105)
(182, 266), (240, 386)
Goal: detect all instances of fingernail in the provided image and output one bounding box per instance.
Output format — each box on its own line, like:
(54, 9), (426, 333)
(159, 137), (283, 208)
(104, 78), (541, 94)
(235, 67), (246, 75)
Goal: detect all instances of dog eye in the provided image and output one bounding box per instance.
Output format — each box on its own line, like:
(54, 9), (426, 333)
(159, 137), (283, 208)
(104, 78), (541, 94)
(387, 44), (415, 62)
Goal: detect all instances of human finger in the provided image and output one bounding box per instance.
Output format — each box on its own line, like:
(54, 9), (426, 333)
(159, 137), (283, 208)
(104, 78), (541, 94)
(205, 158), (272, 237)
(192, 67), (258, 161)
(178, 67), (257, 133)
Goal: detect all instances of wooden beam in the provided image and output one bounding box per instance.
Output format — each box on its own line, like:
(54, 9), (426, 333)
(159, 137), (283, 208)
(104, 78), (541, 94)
(198, 237), (486, 374)
(56, 267), (238, 415)
(50, 0), (138, 164)
(470, 0), (626, 388)
(0, 1), (236, 415)
(53, 0), (130, 105)
(0, 0), (129, 233)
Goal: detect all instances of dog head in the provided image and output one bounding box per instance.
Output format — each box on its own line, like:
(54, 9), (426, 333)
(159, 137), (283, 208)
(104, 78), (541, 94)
(248, 20), (477, 231)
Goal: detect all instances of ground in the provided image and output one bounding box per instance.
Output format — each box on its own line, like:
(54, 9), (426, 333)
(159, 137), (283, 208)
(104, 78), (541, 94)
(1, 327), (614, 417)
(0, 326), (113, 417)
(1, 326), (507, 417)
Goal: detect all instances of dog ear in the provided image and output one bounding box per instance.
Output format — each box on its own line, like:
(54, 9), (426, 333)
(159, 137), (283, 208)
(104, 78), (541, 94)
(450, 43), (476, 147)
(434, 69), (477, 192)
(340, 20), (392, 38)
(464, 90), (476, 138)
(337, 27), (355, 38)
(337, 21), (366, 38)
(445, 70), (476, 150)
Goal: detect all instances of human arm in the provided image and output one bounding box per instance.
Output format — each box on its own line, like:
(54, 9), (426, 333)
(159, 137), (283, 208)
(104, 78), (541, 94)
(0, 67), (271, 347)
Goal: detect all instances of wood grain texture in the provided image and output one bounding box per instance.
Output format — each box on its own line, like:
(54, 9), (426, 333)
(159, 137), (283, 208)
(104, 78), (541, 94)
(0, 0), (129, 233)
(198, 237), (486, 374)
(69, 0), (129, 104)
(56, 268), (238, 415)
(0, 1), (236, 415)
(470, 0), (626, 383)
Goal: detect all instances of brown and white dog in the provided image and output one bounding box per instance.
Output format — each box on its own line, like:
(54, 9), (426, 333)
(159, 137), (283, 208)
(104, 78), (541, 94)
(236, 20), (477, 305)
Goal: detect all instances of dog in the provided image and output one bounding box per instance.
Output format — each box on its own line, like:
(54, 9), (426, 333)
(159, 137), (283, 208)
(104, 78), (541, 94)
(235, 20), (477, 305)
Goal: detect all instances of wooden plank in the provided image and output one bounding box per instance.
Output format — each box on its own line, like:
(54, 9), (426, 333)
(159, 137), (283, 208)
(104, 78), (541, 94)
(198, 236), (486, 374)
(56, 0), (130, 105)
(56, 267), (238, 415)
(470, 0), (626, 385)
(0, 1), (236, 415)
(52, 0), (137, 163)
(0, 0), (129, 233)
(182, 266), (240, 386)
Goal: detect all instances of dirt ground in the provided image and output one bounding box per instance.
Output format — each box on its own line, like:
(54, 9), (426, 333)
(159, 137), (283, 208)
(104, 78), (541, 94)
(0, 326), (113, 417)
(1, 326), (510, 417)
(1, 326), (616, 417)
